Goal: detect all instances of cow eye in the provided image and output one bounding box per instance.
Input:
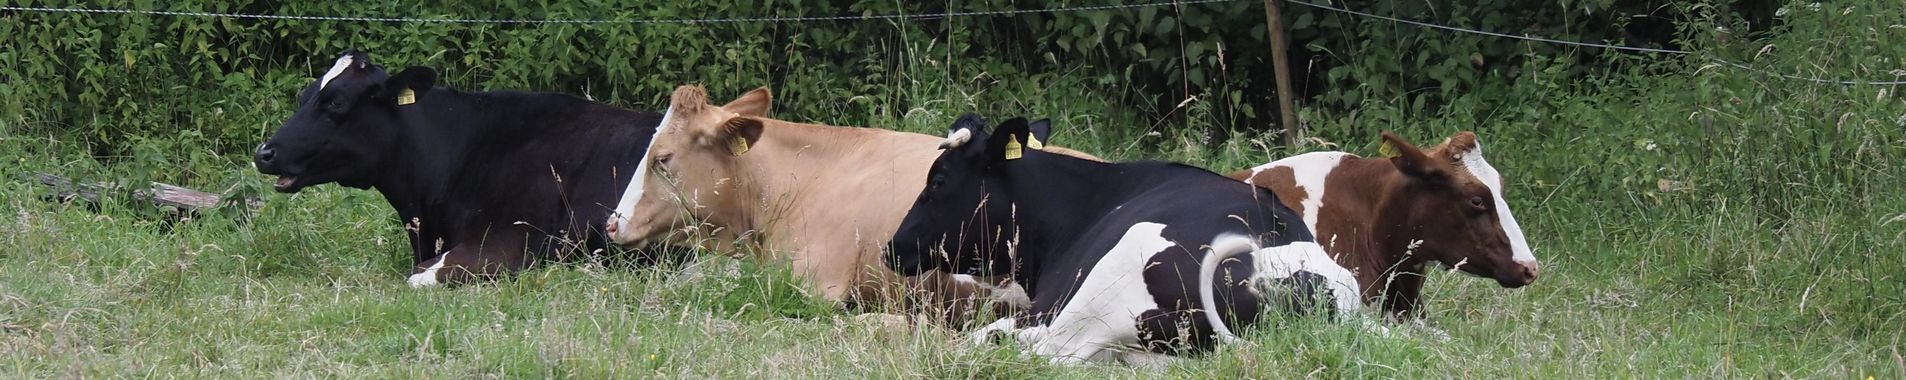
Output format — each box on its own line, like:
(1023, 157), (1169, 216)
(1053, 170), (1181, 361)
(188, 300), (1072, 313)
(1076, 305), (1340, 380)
(927, 176), (946, 193)
(1468, 196), (1488, 210)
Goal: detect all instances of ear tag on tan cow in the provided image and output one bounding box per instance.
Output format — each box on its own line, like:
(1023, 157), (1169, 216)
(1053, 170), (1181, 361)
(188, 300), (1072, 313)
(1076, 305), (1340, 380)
(728, 137), (750, 156)
(1004, 137), (1024, 160)
(396, 89), (416, 105)
(1378, 139), (1400, 158)
(1026, 134), (1045, 150)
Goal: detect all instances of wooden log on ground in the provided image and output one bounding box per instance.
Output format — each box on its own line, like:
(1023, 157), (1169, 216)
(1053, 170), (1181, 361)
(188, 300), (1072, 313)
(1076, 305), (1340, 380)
(30, 172), (263, 211)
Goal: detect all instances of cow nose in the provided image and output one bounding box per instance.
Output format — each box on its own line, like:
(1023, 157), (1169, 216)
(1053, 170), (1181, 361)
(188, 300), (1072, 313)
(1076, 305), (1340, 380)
(254, 144), (277, 164)
(1517, 260), (1541, 281)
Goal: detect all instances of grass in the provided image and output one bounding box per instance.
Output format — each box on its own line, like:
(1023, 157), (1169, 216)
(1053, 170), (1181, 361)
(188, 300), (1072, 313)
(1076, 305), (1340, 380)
(4, 7), (1906, 378)
(2, 170), (1898, 378)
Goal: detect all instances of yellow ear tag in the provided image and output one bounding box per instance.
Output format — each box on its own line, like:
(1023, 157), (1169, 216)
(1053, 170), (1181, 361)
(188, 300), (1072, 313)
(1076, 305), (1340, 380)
(1378, 139), (1400, 158)
(1026, 134), (1045, 150)
(396, 88), (416, 105)
(728, 137), (750, 156)
(1004, 137), (1024, 160)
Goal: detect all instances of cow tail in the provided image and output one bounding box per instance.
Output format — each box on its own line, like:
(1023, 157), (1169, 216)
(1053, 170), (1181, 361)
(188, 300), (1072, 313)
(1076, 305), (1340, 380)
(1199, 235), (1260, 344)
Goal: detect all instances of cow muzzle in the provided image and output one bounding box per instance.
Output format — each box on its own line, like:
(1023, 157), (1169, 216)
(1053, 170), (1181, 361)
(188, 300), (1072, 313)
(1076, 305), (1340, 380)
(1498, 260), (1540, 288)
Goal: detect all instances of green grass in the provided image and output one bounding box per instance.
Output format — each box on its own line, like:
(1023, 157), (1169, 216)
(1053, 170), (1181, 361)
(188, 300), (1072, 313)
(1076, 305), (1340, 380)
(5, 8), (1906, 377)
(2, 168), (1898, 378)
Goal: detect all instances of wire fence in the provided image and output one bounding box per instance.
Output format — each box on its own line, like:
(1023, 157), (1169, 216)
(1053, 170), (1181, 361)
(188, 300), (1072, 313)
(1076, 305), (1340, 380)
(1284, 0), (1906, 85)
(5, 0), (1903, 85)
(0, 0), (1237, 24)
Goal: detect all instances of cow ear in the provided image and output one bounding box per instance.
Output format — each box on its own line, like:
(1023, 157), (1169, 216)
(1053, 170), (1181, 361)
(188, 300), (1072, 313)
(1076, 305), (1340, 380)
(381, 66), (437, 103)
(1025, 119), (1052, 150)
(721, 87), (772, 117)
(1383, 132), (1446, 181)
(988, 118), (1034, 161)
(1432, 131), (1480, 162)
(717, 117), (764, 156)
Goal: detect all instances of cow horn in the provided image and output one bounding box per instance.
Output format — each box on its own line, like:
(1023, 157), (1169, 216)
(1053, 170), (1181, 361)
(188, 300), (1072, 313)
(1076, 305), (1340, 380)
(938, 129), (973, 150)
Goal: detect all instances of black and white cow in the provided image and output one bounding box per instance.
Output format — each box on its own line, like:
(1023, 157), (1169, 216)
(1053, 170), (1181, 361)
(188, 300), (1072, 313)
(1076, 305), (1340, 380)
(886, 115), (1362, 365)
(254, 50), (733, 286)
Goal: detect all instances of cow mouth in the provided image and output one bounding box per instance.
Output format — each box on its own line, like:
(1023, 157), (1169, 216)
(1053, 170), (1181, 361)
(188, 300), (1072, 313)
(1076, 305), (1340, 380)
(274, 175), (299, 192)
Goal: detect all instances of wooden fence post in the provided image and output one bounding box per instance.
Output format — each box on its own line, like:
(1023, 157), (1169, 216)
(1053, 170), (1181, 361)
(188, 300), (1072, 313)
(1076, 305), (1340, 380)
(1263, 0), (1302, 147)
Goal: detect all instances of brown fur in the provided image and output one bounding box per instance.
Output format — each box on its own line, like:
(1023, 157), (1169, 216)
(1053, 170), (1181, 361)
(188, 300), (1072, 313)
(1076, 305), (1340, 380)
(616, 85), (1026, 324)
(1229, 131), (1538, 318)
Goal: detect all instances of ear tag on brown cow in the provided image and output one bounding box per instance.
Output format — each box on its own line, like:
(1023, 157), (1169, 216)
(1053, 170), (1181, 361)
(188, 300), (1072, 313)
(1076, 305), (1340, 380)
(396, 88), (417, 105)
(728, 137), (750, 156)
(1004, 137), (1024, 160)
(1026, 134), (1045, 150)
(1378, 139), (1400, 158)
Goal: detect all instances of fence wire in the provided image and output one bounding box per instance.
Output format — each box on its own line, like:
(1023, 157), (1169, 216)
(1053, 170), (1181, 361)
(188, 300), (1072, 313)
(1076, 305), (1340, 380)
(1, 0), (1237, 24)
(4, 0), (1902, 85)
(1286, 0), (1906, 85)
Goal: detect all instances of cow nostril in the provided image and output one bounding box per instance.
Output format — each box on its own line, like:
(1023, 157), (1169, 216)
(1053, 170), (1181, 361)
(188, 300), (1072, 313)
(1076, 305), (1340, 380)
(1519, 261), (1541, 280)
(255, 146), (276, 163)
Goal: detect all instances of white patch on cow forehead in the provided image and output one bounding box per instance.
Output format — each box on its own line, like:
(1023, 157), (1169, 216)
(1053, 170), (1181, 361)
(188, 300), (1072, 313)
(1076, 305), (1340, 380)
(318, 54), (354, 90)
(1455, 144), (1537, 264)
(608, 108), (676, 243)
(1257, 152), (1348, 234)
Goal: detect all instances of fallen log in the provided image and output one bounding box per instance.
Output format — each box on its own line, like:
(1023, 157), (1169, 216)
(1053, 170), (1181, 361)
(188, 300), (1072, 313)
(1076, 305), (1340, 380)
(30, 172), (264, 212)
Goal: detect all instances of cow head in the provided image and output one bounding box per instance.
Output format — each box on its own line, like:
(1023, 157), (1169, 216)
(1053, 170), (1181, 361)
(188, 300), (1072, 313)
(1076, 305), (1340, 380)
(255, 50), (438, 193)
(1381, 131), (1540, 288)
(605, 85), (773, 246)
(887, 115), (1051, 277)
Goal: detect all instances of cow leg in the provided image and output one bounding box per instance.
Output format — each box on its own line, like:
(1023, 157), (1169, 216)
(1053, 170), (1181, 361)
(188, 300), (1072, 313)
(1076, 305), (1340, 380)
(1117, 350), (1180, 369)
(406, 234), (531, 288)
(1019, 324), (1115, 364)
(969, 316), (1020, 346)
(1378, 269), (1427, 319)
(899, 272), (990, 327)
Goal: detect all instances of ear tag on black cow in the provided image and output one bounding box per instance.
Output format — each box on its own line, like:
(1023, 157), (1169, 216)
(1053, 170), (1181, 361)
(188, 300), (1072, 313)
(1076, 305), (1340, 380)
(1378, 139), (1400, 158)
(1026, 134), (1045, 150)
(728, 137), (750, 156)
(1004, 137), (1024, 160)
(396, 89), (417, 105)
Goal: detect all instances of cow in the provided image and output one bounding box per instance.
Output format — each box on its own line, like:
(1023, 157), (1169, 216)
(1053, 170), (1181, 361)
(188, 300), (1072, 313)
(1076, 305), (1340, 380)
(1228, 131), (1540, 318)
(885, 115), (1363, 365)
(604, 85), (1071, 323)
(252, 50), (752, 287)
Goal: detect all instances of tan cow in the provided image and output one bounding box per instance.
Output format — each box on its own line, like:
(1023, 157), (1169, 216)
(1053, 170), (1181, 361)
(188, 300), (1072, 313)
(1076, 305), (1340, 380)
(1230, 132), (1539, 319)
(605, 85), (1056, 322)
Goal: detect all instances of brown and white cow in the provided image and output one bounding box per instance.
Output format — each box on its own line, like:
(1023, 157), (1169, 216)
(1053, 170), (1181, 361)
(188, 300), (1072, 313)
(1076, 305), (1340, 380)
(1230, 131), (1539, 318)
(604, 85), (1049, 322)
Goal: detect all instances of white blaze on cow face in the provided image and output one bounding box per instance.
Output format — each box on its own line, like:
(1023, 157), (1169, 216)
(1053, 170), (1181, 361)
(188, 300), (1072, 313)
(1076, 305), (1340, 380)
(1252, 152), (1349, 233)
(1453, 143), (1536, 267)
(317, 54), (355, 90)
(607, 107), (676, 244)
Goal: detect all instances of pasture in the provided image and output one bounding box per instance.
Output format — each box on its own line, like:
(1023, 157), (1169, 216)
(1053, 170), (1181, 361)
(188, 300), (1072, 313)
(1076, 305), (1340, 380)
(3, 1), (1903, 378)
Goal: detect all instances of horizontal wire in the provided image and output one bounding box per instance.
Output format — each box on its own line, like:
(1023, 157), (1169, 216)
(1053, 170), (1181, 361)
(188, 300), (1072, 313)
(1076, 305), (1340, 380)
(0, 1), (1240, 24)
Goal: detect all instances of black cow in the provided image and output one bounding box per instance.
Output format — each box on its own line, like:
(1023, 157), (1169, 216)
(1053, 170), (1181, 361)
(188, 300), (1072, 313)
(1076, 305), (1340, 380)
(886, 115), (1364, 365)
(254, 50), (721, 286)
